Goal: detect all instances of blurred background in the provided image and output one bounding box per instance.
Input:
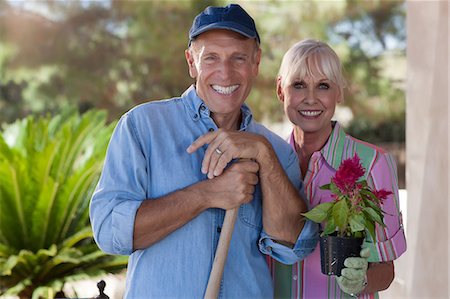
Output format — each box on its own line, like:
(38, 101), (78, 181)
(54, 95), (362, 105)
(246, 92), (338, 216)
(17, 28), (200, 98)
(0, 0), (447, 298)
(0, 0), (406, 144)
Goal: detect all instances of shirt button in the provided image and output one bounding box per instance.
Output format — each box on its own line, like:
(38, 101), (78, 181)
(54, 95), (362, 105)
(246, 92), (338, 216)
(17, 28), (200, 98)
(293, 275), (298, 281)
(217, 226), (222, 233)
(267, 246), (272, 253)
(193, 114), (199, 119)
(200, 105), (206, 111)
(208, 128), (214, 132)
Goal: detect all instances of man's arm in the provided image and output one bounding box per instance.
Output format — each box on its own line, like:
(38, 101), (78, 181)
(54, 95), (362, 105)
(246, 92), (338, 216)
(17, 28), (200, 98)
(90, 114), (259, 255)
(256, 139), (306, 244)
(133, 161), (259, 250)
(187, 129), (307, 244)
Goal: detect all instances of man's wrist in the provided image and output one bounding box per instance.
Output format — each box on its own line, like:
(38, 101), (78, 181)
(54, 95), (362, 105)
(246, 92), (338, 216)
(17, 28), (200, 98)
(254, 138), (276, 166)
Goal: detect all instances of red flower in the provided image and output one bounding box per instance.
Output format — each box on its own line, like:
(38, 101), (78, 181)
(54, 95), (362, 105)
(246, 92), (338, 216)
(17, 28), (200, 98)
(332, 154), (365, 193)
(373, 189), (393, 203)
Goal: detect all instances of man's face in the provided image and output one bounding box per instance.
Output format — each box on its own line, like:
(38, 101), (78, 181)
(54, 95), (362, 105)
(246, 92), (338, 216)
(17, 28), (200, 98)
(185, 29), (261, 122)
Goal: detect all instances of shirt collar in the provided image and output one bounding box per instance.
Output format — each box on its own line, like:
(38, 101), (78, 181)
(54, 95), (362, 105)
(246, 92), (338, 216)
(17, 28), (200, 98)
(319, 121), (347, 170)
(182, 84), (253, 129)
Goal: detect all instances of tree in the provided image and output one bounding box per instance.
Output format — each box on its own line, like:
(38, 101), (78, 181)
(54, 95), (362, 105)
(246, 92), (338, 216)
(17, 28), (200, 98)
(0, 0), (406, 142)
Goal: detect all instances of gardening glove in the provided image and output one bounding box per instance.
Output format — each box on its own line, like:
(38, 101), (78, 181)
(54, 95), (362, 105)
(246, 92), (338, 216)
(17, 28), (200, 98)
(336, 247), (370, 296)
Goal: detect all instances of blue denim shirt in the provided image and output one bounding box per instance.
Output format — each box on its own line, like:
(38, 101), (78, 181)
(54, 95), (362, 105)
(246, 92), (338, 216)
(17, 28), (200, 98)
(90, 85), (318, 298)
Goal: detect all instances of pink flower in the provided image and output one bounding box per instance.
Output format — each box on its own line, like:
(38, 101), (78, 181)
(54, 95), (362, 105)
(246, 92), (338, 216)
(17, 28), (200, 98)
(373, 189), (393, 203)
(332, 154), (365, 193)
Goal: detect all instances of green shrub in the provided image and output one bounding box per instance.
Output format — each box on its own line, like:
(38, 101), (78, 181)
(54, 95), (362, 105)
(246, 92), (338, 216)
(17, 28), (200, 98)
(0, 110), (127, 299)
(345, 117), (405, 144)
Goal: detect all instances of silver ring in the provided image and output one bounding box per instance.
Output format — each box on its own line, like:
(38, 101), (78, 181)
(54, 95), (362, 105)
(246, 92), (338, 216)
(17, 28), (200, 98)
(215, 148), (223, 155)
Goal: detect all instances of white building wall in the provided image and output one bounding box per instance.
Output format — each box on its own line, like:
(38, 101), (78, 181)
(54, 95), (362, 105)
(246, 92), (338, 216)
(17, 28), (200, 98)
(383, 1), (449, 298)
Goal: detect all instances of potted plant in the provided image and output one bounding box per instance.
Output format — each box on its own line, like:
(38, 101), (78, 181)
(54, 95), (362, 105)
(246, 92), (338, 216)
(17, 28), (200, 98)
(301, 154), (392, 276)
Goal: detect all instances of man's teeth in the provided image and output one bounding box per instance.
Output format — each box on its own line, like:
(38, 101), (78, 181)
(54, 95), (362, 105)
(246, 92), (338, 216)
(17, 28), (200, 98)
(300, 110), (322, 116)
(212, 85), (239, 95)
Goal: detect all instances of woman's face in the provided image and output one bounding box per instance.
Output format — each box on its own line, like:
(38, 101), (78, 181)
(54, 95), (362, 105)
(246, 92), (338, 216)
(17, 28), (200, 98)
(278, 68), (341, 136)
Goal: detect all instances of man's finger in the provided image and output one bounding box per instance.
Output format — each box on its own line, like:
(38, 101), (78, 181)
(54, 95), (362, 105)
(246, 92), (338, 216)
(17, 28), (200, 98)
(212, 150), (235, 177)
(204, 139), (227, 177)
(186, 131), (218, 153)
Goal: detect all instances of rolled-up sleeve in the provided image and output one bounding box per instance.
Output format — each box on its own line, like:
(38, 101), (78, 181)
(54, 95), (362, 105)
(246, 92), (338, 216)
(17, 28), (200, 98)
(89, 112), (147, 255)
(259, 220), (319, 264)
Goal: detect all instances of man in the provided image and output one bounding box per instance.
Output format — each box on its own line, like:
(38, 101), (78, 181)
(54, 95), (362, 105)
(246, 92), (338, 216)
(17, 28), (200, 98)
(90, 4), (317, 298)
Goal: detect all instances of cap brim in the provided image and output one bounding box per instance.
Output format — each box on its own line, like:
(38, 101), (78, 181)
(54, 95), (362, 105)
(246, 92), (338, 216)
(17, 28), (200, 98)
(190, 21), (258, 42)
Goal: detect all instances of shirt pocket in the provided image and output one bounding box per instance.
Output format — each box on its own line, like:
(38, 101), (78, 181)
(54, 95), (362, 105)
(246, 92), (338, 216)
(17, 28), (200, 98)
(239, 187), (263, 230)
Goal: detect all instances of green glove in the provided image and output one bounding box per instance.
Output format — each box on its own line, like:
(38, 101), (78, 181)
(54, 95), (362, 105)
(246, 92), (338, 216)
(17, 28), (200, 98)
(336, 247), (370, 296)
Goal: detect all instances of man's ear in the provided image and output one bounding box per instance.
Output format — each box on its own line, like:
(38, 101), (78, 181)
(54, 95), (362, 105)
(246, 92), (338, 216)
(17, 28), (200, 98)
(185, 49), (197, 79)
(276, 76), (284, 102)
(252, 47), (262, 76)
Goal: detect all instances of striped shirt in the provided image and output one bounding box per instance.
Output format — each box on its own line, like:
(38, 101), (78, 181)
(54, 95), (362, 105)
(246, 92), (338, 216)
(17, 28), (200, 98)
(268, 122), (407, 299)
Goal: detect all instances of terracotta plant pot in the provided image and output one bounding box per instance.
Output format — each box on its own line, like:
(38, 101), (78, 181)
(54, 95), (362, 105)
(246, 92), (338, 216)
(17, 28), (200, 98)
(319, 233), (364, 276)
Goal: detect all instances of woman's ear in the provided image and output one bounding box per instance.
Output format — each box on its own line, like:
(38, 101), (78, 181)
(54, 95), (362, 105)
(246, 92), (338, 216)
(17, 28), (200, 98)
(336, 88), (343, 104)
(276, 76), (284, 102)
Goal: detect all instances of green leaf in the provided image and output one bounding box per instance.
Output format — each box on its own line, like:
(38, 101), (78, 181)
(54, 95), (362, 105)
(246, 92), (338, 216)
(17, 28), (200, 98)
(32, 178), (60, 249)
(363, 207), (384, 226)
(361, 189), (381, 205)
(332, 199), (349, 231)
(322, 218), (337, 236)
(0, 255), (18, 276)
(0, 140), (28, 247)
(61, 227), (92, 249)
(2, 278), (32, 296)
(330, 183), (341, 194)
(349, 214), (365, 232)
(362, 196), (383, 214)
(301, 202), (334, 223)
(365, 218), (376, 242)
(0, 243), (15, 258)
(319, 183), (331, 190)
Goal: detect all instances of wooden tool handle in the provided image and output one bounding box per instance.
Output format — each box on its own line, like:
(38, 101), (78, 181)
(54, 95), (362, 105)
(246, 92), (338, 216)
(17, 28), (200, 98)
(204, 207), (238, 299)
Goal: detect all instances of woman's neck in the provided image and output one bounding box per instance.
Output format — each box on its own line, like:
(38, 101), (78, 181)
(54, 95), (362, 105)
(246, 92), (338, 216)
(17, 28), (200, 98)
(293, 124), (333, 176)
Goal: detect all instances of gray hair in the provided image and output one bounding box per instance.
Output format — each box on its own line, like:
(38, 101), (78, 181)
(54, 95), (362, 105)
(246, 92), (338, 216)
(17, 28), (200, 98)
(278, 39), (346, 98)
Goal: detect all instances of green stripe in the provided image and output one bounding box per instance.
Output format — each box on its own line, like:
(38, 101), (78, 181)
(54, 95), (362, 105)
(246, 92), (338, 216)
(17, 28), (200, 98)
(385, 153), (401, 212)
(297, 261), (303, 298)
(274, 261), (293, 299)
(331, 125), (347, 169)
(355, 142), (377, 175)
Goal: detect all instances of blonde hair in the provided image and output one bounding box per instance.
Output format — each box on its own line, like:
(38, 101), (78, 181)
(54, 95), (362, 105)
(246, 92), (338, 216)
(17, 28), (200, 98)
(278, 39), (346, 98)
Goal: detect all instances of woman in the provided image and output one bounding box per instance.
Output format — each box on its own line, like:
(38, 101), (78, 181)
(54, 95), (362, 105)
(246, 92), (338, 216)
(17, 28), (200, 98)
(269, 39), (407, 298)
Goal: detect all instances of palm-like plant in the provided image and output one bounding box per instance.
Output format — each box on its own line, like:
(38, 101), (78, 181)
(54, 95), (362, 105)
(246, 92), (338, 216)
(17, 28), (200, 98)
(0, 110), (128, 299)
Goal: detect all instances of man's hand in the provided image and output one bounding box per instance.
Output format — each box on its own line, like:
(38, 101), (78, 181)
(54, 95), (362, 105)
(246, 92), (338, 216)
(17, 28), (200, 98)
(186, 129), (269, 179)
(187, 128), (306, 244)
(195, 160), (259, 210)
(132, 160), (259, 250)
(336, 247), (370, 296)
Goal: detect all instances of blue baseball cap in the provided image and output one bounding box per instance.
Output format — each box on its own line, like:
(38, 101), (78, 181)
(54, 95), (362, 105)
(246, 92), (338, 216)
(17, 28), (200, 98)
(189, 4), (260, 45)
